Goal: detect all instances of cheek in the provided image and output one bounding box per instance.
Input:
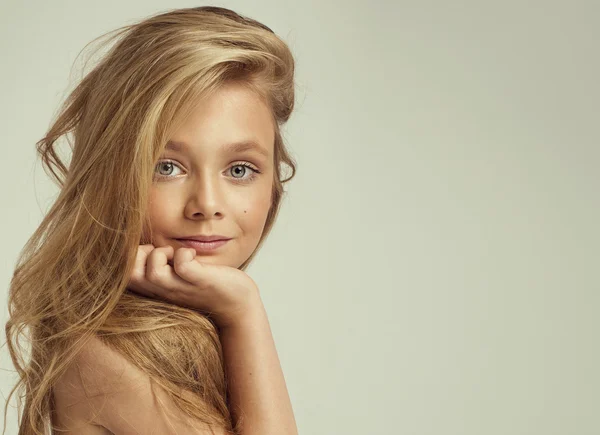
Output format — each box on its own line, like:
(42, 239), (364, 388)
(146, 189), (179, 230)
(237, 186), (273, 228)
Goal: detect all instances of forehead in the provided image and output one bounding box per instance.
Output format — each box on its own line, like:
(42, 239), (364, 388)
(167, 83), (274, 158)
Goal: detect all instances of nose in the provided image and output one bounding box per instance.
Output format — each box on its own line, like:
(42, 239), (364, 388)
(183, 172), (224, 220)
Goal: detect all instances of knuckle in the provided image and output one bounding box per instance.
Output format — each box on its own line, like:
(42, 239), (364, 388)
(129, 267), (144, 282)
(146, 267), (164, 282)
(174, 247), (187, 261)
(173, 259), (190, 275)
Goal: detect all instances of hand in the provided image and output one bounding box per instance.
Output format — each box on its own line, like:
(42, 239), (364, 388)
(126, 244), (262, 329)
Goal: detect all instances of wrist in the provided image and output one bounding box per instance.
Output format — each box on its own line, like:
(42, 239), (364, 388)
(215, 288), (266, 332)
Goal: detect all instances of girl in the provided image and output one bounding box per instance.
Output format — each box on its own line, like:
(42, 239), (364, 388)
(4, 6), (298, 435)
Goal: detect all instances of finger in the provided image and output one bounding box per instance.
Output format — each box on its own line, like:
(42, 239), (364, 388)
(146, 245), (174, 275)
(173, 247), (196, 269)
(128, 244), (155, 287)
(137, 244), (155, 273)
(172, 251), (223, 293)
(145, 245), (196, 293)
(139, 244), (155, 255)
(146, 245), (176, 286)
(172, 247), (201, 282)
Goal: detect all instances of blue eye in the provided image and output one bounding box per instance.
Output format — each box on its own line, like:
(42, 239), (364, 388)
(155, 160), (183, 178)
(229, 163), (260, 183)
(153, 160), (261, 183)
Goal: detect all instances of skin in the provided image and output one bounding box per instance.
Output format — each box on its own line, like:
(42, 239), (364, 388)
(127, 82), (298, 433)
(142, 81), (275, 269)
(53, 82), (298, 434)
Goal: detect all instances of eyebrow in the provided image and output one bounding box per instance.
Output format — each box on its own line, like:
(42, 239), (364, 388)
(165, 140), (270, 158)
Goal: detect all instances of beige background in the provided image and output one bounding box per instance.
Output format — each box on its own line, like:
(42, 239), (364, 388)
(1, 1), (599, 434)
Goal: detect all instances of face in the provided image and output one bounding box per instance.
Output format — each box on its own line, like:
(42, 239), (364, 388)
(143, 82), (275, 269)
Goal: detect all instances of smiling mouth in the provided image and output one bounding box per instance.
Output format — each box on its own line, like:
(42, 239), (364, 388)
(175, 238), (230, 253)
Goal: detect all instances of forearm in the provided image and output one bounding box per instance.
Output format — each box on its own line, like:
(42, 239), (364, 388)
(219, 294), (298, 435)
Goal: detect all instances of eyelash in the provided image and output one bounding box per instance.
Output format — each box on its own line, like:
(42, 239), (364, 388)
(153, 159), (261, 183)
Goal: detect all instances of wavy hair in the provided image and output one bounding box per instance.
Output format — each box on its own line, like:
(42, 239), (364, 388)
(3, 6), (297, 435)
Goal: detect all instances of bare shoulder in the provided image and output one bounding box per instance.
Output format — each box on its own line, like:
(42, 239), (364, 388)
(52, 335), (135, 433)
(64, 335), (148, 397)
(54, 335), (230, 435)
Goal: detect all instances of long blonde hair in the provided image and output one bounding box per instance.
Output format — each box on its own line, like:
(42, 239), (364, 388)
(3, 6), (297, 435)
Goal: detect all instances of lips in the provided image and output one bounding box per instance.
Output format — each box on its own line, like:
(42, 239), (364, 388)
(176, 235), (231, 242)
(176, 238), (230, 253)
